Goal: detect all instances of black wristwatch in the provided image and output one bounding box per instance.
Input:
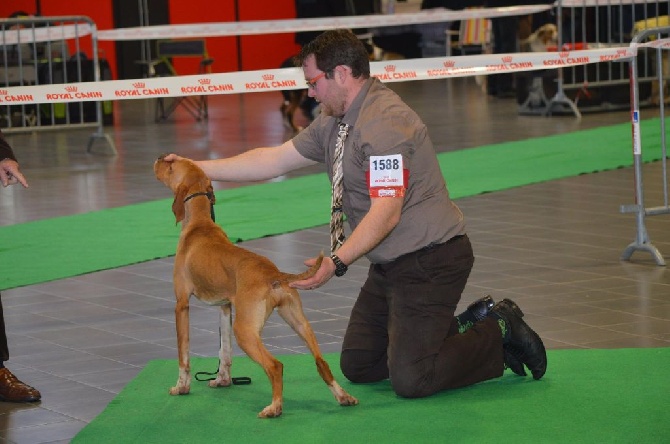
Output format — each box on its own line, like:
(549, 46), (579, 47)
(331, 254), (348, 277)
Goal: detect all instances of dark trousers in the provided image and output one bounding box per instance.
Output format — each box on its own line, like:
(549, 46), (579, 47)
(340, 235), (504, 398)
(488, 16), (519, 96)
(0, 294), (8, 362)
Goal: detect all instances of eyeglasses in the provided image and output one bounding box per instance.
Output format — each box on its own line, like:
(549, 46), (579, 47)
(306, 71), (327, 89)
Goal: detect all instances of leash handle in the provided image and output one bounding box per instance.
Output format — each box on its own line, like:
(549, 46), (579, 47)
(232, 377), (252, 385)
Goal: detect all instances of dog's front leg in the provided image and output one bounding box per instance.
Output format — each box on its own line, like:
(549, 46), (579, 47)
(209, 303), (233, 388)
(170, 296), (191, 395)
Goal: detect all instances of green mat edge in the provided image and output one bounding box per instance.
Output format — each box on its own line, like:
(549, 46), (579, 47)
(0, 118), (664, 291)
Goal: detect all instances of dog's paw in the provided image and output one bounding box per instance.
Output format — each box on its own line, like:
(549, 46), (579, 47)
(330, 382), (359, 406)
(338, 393), (359, 406)
(169, 385), (190, 395)
(258, 403), (282, 419)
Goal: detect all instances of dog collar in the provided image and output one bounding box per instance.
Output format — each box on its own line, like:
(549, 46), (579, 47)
(183, 191), (216, 222)
(183, 191), (213, 203)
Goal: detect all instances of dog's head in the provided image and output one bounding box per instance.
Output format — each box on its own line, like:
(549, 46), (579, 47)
(536, 23), (558, 45)
(154, 155), (216, 223)
(523, 23), (558, 52)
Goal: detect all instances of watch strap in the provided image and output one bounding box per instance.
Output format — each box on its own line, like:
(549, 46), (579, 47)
(330, 254), (348, 277)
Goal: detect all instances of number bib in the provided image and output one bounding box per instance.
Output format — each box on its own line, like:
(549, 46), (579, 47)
(367, 154), (408, 198)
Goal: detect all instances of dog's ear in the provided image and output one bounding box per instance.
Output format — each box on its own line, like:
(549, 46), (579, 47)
(172, 184), (188, 224)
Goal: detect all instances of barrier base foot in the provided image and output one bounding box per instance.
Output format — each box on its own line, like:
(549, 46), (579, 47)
(621, 242), (666, 266)
(518, 77), (550, 115)
(545, 90), (581, 119)
(87, 132), (117, 156)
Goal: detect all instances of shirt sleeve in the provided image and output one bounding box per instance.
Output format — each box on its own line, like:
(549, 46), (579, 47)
(292, 113), (331, 163)
(355, 102), (419, 172)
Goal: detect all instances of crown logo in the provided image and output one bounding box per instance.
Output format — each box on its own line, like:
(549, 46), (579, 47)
(198, 78), (211, 85)
(443, 60), (456, 68)
(0, 89), (7, 95)
(133, 82), (145, 88)
(559, 51), (569, 58)
(262, 74), (274, 81)
(65, 86), (77, 92)
(384, 65), (396, 72)
(501, 56), (513, 63)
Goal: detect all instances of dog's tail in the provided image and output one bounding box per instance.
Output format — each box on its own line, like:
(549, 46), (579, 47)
(276, 252), (325, 284)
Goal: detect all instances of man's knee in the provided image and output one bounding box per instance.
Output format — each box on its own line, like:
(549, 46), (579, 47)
(340, 349), (388, 383)
(389, 364), (435, 399)
(390, 377), (433, 399)
(341, 350), (438, 398)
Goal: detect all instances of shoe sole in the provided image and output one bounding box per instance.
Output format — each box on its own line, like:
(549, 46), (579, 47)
(0, 394), (41, 402)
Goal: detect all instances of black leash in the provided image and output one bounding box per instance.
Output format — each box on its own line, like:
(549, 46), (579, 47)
(194, 370), (251, 385)
(191, 312), (252, 386)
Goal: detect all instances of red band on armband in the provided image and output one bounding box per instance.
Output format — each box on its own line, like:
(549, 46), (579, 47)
(366, 169), (409, 198)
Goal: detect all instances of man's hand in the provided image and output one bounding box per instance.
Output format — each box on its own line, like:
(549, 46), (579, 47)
(290, 255), (337, 290)
(0, 159), (28, 188)
(162, 153), (183, 163)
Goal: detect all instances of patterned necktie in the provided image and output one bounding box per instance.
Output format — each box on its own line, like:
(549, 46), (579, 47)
(330, 122), (349, 254)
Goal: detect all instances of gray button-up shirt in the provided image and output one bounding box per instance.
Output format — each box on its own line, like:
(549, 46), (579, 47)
(293, 78), (465, 263)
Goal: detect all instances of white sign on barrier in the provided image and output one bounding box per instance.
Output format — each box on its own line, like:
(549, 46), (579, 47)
(632, 110), (641, 155)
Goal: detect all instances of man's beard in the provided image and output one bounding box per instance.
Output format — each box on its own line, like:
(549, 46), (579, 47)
(321, 98), (345, 118)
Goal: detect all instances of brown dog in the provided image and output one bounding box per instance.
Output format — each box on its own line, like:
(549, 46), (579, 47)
(153, 155), (358, 418)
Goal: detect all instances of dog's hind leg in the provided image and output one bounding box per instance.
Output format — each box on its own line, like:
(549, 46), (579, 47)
(233, 310), (285, 418)
(277, 297), (358, 407)
(209, 303), (233, 388)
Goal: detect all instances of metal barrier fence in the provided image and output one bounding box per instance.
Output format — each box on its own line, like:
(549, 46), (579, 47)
(621, 25), (670, 266)
(0, 15), (115, 154)
(545, 0), (670, 118)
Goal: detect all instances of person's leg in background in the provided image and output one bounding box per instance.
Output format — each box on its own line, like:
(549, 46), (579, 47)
(488, 15), (519, 98)
(0, 294), (41, 403)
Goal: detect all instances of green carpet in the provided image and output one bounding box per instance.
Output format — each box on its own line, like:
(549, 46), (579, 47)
(72, 348), (670, 443)
(0, 118), (665, 291)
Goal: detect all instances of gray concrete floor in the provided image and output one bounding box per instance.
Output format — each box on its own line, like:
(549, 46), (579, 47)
(0, 77), (668, 443)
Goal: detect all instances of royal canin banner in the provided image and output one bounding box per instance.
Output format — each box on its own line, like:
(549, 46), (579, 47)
(1, 3), (659, 45)
(0, 46), (642, 106)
